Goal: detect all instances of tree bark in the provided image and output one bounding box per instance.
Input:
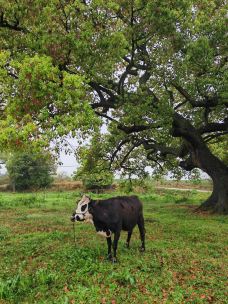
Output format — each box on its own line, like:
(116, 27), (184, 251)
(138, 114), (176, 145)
(200, 172), (228, 214)
(172, 113), (228, 214)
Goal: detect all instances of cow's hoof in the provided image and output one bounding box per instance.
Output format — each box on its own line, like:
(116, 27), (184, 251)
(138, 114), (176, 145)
(111, 257), (118, 263)
(107, 254), (112, 261)
(125, 243), (130, 249)
(140, 247), (145, 252)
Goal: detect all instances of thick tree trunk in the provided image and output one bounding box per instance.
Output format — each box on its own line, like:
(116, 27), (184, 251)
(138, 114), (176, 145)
(195, 149), (228, 214)
(200, 171), (228, 214)
(172, 113), (228, 214)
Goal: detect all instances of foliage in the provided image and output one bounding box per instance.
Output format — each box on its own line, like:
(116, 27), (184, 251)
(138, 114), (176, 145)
(73, 133), (113, 190)
(0, 1), (227, 210)
(209, 139), (228, 165)
(0, 1), (226, 158)
(6, 151), (56, 190)
(118, 178), (151, 193)
(0, 190), (227, 303)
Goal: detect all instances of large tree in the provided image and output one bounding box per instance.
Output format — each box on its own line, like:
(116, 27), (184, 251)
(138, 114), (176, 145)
(0, 1), (227, 212)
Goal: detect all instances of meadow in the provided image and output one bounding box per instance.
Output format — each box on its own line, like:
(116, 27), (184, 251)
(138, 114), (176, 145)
(0, 189), (227, 304)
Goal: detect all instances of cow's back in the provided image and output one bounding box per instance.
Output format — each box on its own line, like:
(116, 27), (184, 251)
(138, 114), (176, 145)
(116, 196), (143, 231)
(92, 196), (143, 232)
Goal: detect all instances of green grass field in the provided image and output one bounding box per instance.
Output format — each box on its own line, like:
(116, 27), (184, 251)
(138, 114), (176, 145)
(0, 190), (227, 304)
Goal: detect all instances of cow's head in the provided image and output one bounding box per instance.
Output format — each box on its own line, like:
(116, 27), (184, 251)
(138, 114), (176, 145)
(71, 195), (93, 222)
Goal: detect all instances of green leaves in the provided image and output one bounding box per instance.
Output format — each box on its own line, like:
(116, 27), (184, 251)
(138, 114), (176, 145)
(186, 37), (214, 73)
(12, 55), (60, 115)
(6, 150), (56, 190)
(0, 0), (227, 179)
(0, 51), (100, 148)
(0, 50), (10, 67)
(74, 132), (113, 189)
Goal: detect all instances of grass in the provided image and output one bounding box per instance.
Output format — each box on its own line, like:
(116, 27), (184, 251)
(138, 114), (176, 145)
(0, 190), (227, 304)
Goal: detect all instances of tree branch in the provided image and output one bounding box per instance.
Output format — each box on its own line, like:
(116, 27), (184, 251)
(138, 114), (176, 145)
(171, 81), (219, 108)
(204, 131), (228, 142)
(123, 56), (148, 70)
(119, 141), (142, 167)
(0, 12), (28, 33)
(118, 124), (152, 134)
(117, 62), (138, 95)
(198, 120), (228, 134)
(142, 140), (179, 157)
(94, 111), (118, 123)
(109, 138), (131, 164)
(146, 152), (164, 171)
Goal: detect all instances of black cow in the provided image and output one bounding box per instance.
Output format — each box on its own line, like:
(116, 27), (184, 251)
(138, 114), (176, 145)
(71, 195), (145, 262)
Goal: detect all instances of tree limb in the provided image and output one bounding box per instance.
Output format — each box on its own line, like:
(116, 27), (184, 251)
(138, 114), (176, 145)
(198, 121), (228, 134)
(109, 138), (131, 164)
(204, 131), (228, 142)
(146, 152), (164, 171)
(118, 124), (152, 134)
(171, 81), (219, 108)
(119, 141), (142, 167)
(0, 12), (28, 33)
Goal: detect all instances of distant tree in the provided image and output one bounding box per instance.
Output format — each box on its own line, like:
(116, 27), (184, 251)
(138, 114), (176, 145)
(6, 152), (56, 191)
(73, 134), (113, 191)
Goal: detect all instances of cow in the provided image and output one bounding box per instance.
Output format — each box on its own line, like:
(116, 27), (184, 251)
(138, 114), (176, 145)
(71, 195), (145, 262)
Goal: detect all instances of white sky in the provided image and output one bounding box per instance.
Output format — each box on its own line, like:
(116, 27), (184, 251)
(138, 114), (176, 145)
(57, 149), (79, 176)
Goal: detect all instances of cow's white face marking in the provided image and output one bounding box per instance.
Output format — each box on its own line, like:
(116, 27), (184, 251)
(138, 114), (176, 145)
(73, 195), (93, 222)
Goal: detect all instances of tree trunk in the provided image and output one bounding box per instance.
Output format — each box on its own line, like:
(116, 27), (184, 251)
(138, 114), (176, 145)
(200, 171), (228, 214)
(172, 113), (228, 214)
(195, 149), (228, 214)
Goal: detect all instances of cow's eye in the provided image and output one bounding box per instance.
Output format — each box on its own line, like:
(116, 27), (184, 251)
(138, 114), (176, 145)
(81, 205), (87, 212)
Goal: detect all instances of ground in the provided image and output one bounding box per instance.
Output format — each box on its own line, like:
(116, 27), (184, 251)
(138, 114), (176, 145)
(0, 190), (227, 304)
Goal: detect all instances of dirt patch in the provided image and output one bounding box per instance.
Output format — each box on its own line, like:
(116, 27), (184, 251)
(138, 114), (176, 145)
(154, 180), (212, 191)
(50, 181), (83, 191)
(181, 204), (215, 217)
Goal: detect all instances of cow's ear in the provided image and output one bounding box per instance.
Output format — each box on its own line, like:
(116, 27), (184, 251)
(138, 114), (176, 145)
(88, 200), (94, 212)
(81, 194), (87, 200)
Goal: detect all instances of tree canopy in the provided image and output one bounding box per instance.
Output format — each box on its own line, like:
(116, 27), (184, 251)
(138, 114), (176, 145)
(0, 0), (227, 212)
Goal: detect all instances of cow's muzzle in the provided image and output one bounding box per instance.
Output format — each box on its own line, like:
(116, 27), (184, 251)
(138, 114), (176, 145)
(71, 214), (84, 222)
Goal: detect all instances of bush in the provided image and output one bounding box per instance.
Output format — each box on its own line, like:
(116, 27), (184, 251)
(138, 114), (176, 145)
(74, 168), (113, 191)
(118, 178), (150, 193)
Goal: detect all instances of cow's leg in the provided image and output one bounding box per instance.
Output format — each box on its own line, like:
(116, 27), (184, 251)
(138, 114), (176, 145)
(126, 230), (132, 248)
(137, 215), (145, 252)
(106, 237), (112, 260)
(112, 231), (120, 263)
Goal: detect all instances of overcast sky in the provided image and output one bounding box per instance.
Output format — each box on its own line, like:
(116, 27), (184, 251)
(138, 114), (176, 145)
(57, 149), (78, 176)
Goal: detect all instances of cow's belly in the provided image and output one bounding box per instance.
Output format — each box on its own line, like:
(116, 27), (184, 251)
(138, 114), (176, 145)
(122, 217), (138, 231)
(97, 230), (112, 238)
